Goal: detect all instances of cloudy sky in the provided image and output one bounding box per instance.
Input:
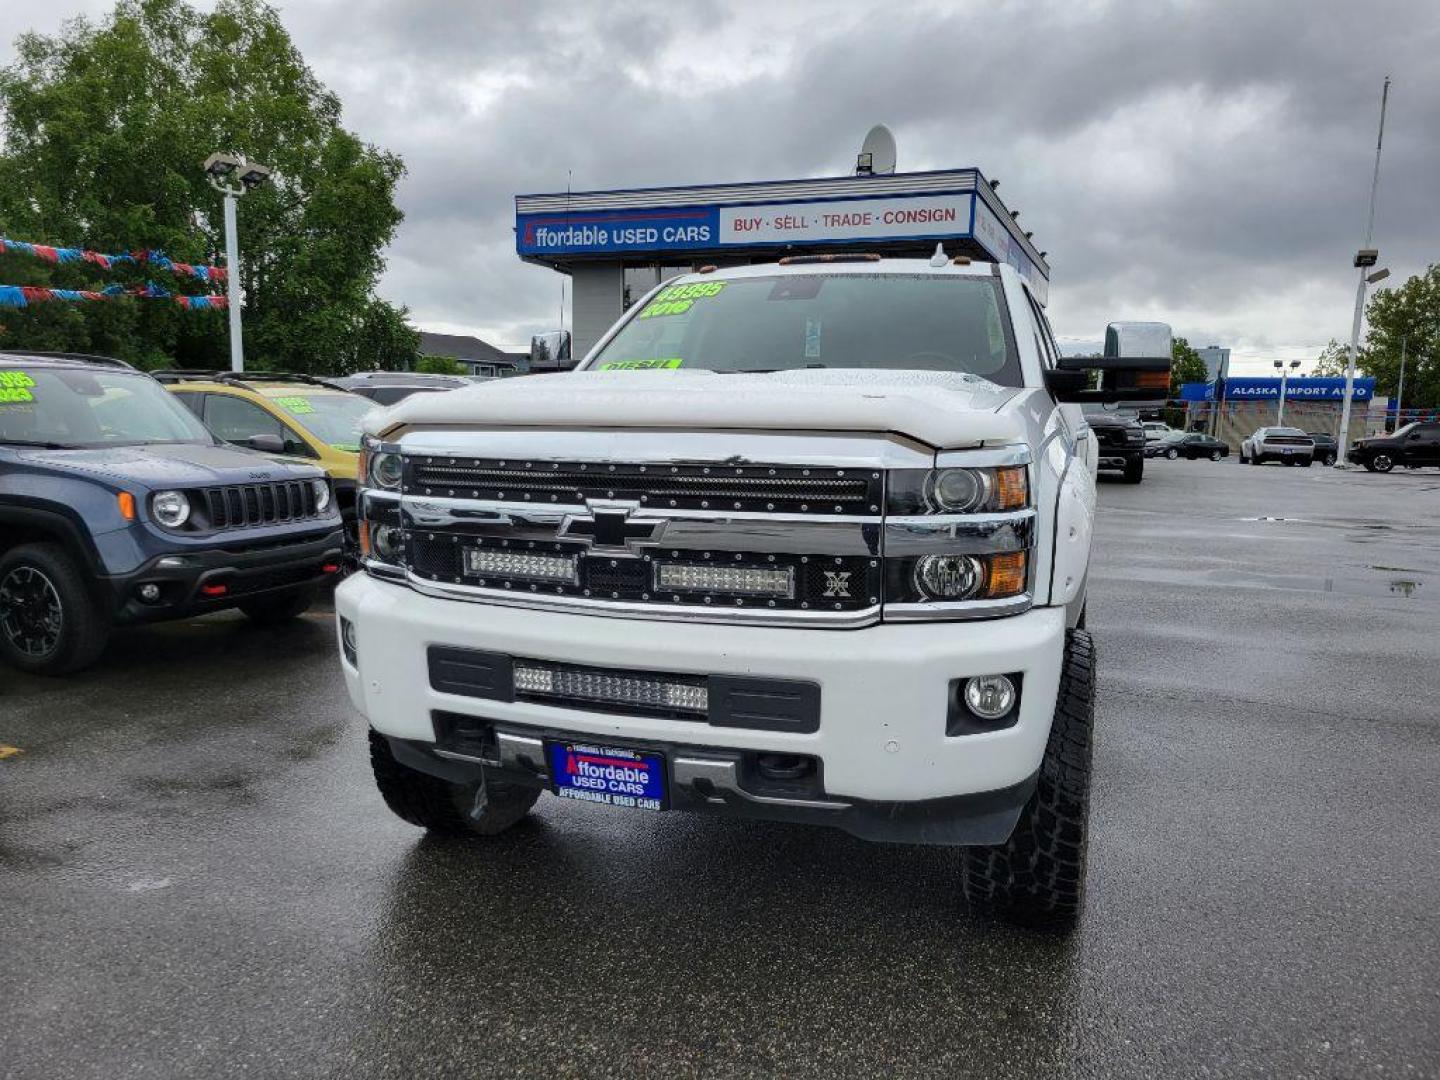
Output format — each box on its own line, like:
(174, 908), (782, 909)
(3, 0), (1437, 373)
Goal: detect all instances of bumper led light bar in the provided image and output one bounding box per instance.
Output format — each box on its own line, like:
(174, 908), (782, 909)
(464, 548), (578, 584)
(655, 562), (795, 597)
(513, 664), (708, 714)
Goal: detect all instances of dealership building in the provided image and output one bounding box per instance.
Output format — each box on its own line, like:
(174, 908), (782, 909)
(514, 168), (1049, 359)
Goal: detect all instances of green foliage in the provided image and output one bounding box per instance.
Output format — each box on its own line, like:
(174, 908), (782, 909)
(1169, 336), (1208, 397)
(1359, 265), (1440, 409)
(416, 355), (466, 376)
(1313, 338), (1359, 377)
(0, 0), (418, 374)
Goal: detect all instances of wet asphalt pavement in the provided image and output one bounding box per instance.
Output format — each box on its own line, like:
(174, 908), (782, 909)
(3, 459), (1439, 1079)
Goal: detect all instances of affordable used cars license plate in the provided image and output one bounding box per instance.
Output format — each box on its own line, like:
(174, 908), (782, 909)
(546, 742), (666, 811)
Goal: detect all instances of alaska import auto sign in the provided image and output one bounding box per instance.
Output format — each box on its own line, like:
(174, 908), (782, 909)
(1180, 377), (1377, 402)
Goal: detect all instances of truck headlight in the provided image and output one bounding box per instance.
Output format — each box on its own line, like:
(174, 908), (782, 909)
(151, 490), (191, 528)
(889, 465), (1029, 514)
(369, 452), (403, 491)
(311, 478), (332, 513)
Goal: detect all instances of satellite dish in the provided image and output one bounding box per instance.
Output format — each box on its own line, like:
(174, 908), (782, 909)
(856, 124), (897, 176)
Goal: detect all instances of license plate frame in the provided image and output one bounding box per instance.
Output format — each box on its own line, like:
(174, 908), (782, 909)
(546, 741), (667, 812)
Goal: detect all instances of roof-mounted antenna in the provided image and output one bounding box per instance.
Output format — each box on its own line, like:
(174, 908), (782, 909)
(929, 242), (948, 268)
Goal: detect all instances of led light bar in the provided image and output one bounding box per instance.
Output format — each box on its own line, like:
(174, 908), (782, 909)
(654, 562), (795, 597)
(464, 548), (578, 583)
(513, 664), (708, 714)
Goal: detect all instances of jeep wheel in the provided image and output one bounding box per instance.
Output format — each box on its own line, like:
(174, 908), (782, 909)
(239, 586), (319, 624)
(1209, 449), (1222, 461)
(369, 731), (541, 836)
(962, 629), (1095, 929)
(1121, 457), (1143, 484)
(0, 543), (110, 675)
(1372, 453), (1395, 473)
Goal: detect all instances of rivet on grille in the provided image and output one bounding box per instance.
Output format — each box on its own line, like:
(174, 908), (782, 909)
(803, 469), (811, 476)
(639, 465), (647, 472)
(734, 553), (743, 561)
(449, 458), (456, 464)
(608, 465), (615, 472)
(834, 505), (843, 512)
(499, 460), (506, 466)
(870, 596), (879, 603)
(671, 550), (679, 557)
(733, 501), (742, 509)
(767, 554), (775, 562)
(426, 458), (433, 464)
(672, 595), (681, 602)
(551, 463), (560, 470)
(612, 591), (620, 598)
(703, 551), (711, 559)
(872, 472), (880, 479)
(607, 491), (614, 498)
(580, 463), (588, 470)
(501, 539), (509, 546)
(454, 577), (462, 583)
(838, 469), (846, 476)
(767, 600), (776, 607)
(800, 503), (809, 511)
(530, 584), (538, 591)
(735, 598), (744, 606)
(835, 557), (842, 564)
(583, 589), (591, 596)
(801, 556), (810, 564)
(447, 489), (454, 496)
(425, 488), (432, 495)
(834, 602), (842, 609)
(766, 503), (774, 510)
(870, 560), (879, 567)
(643, 554), (651, 562)
(703, 596), (712, 604)
(551, 494), (558, 501)
(870, 505), (878, 512)
(524, 462), (532, 469)
(642, 593), (650, 600)
(701, 501), (709, 508)
(670, 500), (677, 507)
(768, 469), (776, 476)
(529, 541), (536, 548)
(671, 466), (678, 473)
(450, 536), (458, 543)
(801, 602), (809, 609)
(556, 586), (564, 593)
(503, 581), (512, 589)
(524, 493), (531, 500)
(703, 467), (710, 474)
(609, 559), (617, 567)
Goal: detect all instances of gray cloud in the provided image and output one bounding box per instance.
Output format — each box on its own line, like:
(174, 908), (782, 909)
(3, 0), (1436, 371)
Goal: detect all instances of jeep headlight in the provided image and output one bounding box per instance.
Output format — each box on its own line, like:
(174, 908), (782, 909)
(151, 490), (191, 528)
(311, 477), (332, 513)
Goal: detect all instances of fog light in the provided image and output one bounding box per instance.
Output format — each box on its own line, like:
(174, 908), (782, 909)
(138, 583), (161, 602)
(964, 674), (1016, 721)
(340, 616), (357, 665)
(372, 525), (403, 562)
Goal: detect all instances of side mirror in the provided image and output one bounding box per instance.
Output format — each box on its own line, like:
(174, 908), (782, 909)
(247, 433), (285, 453)
(1047, 321), (1173, 404)
(530, 330), (575, 372)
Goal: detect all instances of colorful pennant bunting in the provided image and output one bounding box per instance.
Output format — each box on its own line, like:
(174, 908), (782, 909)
(0, 237), (227, 284)
(0, 282), (227, 310)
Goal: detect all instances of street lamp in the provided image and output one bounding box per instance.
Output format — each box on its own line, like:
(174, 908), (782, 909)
(203, 152), (273, 372)
(1274, 359), (1302, 425)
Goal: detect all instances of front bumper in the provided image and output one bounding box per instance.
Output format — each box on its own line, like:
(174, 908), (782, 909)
(1097, 446), (1142, 470)
(336, 573), (1066, 837)
(108, 526), (345, 623)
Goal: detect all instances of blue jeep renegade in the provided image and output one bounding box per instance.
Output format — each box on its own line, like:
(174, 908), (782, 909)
(0, 351), (344, 674)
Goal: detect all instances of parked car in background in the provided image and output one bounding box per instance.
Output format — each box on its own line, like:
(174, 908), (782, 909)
(1307, 431), (1338, 466)
(324, 371), (473, 405)
(1152, 432), (1230, 460)
(1346, 422), (1440, 472)
(156, 371), (374, 547)
(0, 352), (343, 674)
(1142, 421), (1185, 447)
(1239, 426), (1315, 466)
(1083, 408), (1146, 482)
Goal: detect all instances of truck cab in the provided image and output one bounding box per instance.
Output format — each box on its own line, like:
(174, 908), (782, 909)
(336, 253), (1169, 926)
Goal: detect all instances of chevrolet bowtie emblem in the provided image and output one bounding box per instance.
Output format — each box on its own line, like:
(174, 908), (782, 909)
(557, 503), (667, 556)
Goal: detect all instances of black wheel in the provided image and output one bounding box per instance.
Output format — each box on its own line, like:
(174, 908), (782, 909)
(1209, 449), (1222, 461)
(1372, 453), (1395, 473)
(1321, 452), (1336, 466)
(0, 543), (110, 675)
(369, 730), (541, 836)
(1164, 446), (1178, 460)
(963, 629), (1096, 929)
(1121, 456), (1143, 484)
(239, 586), (319, 623)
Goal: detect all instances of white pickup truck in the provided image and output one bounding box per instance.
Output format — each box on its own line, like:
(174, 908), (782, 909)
(336, 252), (1170, 926)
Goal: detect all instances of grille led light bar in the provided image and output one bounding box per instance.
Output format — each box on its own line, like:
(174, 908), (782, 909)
(464, 548), (578, 583)
(513, 664), (708, 714)
(654, 562), (795, 597)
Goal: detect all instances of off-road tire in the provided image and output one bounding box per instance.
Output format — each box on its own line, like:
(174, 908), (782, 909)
(239, 586), (319, 624)
(0, 543), (110, 675)
(1121, 457), (1143, 484)
(369, 730), (541, 836)
(962, 629), (1096, 929)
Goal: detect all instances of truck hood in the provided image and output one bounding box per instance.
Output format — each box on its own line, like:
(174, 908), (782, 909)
(373, 369), (1026, 449)
(14, 442), (322, 489)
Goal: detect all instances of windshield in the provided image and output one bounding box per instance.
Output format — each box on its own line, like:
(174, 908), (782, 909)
(586, 273), (1020, 383)
(268, 392), (373, 451)
(1390, 423), (1417, 438)
(0, 366), (213, 448)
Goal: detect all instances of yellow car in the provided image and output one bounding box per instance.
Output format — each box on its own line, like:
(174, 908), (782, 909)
(156, 371), (375, 544)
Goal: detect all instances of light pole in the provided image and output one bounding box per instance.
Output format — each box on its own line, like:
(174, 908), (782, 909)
(1274, 359), (1302, 426)
(1336, 76), (1391, 467)
(1394, 334), (1407, 429)
(202, 152), (273, 372)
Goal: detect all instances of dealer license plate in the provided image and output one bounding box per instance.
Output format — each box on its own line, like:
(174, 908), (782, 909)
(547, 742), (666, 811)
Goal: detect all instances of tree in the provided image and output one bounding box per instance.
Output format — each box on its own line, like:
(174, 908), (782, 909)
(1360, 265), (1440, 410)
(416, 355), (466, 376)
(0, 0), (418, 374)
(1169, 336), (1208, 396)
(1313, 339), (1358, 377)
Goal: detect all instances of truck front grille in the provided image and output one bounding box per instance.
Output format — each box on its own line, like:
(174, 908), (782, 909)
(405, 458), (880, 515)
(406, 532), (879, 613)
(202, 481), (321, 529)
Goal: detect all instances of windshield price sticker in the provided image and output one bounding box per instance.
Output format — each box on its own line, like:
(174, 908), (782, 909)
(638, 280), (726, 319)
(275, 395), (316, 414)
(0, 371), (36, 404)
(598, 358), (684, 371)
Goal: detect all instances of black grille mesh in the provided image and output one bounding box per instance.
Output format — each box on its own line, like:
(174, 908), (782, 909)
(203, 481), (319, 529)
